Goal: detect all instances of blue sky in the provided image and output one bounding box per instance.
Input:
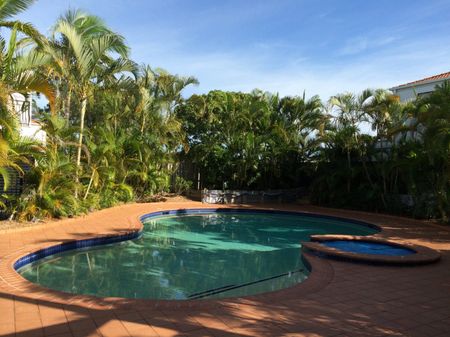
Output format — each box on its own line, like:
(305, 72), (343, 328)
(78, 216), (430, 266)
(15, 0), (450, 100)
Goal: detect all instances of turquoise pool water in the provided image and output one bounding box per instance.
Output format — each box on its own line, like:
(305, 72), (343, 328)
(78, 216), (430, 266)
(18, 210), (377, 300)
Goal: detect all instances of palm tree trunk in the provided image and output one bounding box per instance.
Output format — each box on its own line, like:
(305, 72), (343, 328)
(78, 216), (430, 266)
(83, 168), (96, 200)
(140, 114), (146, 134)
(61, 95), (65, 118)
(75, 95), (87, 198)
(65, 89), (72, 122)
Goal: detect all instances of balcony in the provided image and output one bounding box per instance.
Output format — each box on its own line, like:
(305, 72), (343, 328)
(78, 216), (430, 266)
(10, 92), (46, 144)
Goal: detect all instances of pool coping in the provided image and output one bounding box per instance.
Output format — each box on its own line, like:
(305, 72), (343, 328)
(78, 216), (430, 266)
(302, 235), (441, 265)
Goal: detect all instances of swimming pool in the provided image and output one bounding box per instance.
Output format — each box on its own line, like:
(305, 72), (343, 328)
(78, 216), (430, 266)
(17, 209), (378, 300)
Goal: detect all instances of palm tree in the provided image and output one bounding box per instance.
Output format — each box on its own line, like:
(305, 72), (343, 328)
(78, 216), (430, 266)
(130, 65), (154, 134)
(151, 68), (198, 117)
(48, 11), (134, 195)
(0, 26), (54, 110)
(0, 5), (53, 196)
(0, 0), (44, 43)
(0, 0), (53, 118)
(46, 9), (129, 120)
(413, 83), (450, 222)
(364, 89), (404, 140)
(328, 90), (373, 192)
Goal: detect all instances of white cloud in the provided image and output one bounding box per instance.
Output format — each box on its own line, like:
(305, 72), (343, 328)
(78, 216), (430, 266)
(133, 33), (450, 102)
(338, 35), (398, 56)
(16, 0), (450, 104)
(339, 37), (369, 56)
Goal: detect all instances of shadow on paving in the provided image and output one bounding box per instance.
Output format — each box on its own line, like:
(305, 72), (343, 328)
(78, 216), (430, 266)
(3, 282), (445, 337)
(2, 207), (450, 336)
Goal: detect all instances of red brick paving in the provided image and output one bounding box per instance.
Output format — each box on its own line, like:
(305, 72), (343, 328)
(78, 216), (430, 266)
(0, 202), (449, 337)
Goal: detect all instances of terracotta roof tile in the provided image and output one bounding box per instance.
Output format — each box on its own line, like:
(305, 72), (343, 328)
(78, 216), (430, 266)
(394, 71), (450, 88)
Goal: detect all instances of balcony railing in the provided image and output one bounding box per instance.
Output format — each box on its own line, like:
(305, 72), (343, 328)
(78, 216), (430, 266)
(11, 95), (32, 126)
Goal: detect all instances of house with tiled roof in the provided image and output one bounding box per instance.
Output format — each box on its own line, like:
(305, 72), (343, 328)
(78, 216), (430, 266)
(390, 71), (450, 102)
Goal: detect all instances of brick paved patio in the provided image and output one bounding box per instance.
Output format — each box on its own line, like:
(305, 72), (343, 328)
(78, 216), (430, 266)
(0, 202), (449, 337)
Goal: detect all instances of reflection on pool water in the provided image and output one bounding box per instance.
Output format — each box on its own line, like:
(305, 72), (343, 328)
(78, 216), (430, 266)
(18, 211), (377, 300)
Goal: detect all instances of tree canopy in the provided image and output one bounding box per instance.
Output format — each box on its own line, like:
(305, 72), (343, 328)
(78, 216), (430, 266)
(0, 2), (449, 223)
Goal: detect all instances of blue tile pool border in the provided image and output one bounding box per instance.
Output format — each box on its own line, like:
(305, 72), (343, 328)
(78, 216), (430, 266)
(14, 208), (380, 271)
(139, 208), (381, 232)
(14, 230), (143, 271)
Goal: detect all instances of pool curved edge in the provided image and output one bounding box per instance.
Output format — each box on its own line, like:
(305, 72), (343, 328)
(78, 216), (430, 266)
(13, 208), (380, 272)
(7, 207), (380, 308)
(302, 235), (441, 265)
(139, 208), (382, 232)
(13, 229), (144, 271)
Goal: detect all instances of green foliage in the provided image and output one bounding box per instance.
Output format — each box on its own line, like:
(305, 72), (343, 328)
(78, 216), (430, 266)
(176, 90), (324, 189)
(0, 0), (35, 21)
(14, 153), (80, 220)
(173, 176), (193, 195)
(0, 4), (449, 225)
(309, 86), (450, 223)
(413, 83), (450, 221)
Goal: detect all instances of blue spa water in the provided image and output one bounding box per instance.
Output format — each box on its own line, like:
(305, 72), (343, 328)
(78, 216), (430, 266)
(18, 211), (377, 300)
(321, 240), (415, 256)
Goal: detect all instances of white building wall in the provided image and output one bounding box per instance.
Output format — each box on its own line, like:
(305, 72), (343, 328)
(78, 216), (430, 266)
(7, 92), (46, 144)
(19, 124), (46, 145)
(392, 80), (446, 102)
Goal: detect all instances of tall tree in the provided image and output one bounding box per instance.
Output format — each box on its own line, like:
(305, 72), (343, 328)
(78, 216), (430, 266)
(0, 0), (52, 192)
(49, 10), (133, 195)
(328, 90), (373, 192)
(413, 83), (450, 222)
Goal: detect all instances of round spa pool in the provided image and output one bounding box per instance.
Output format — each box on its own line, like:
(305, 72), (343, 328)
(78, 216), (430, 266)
(16, 209), (378, 300)
(320, 240), (415, 256)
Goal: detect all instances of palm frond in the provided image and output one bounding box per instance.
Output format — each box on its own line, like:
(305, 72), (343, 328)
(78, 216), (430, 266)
(0, 0), (35, 21)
